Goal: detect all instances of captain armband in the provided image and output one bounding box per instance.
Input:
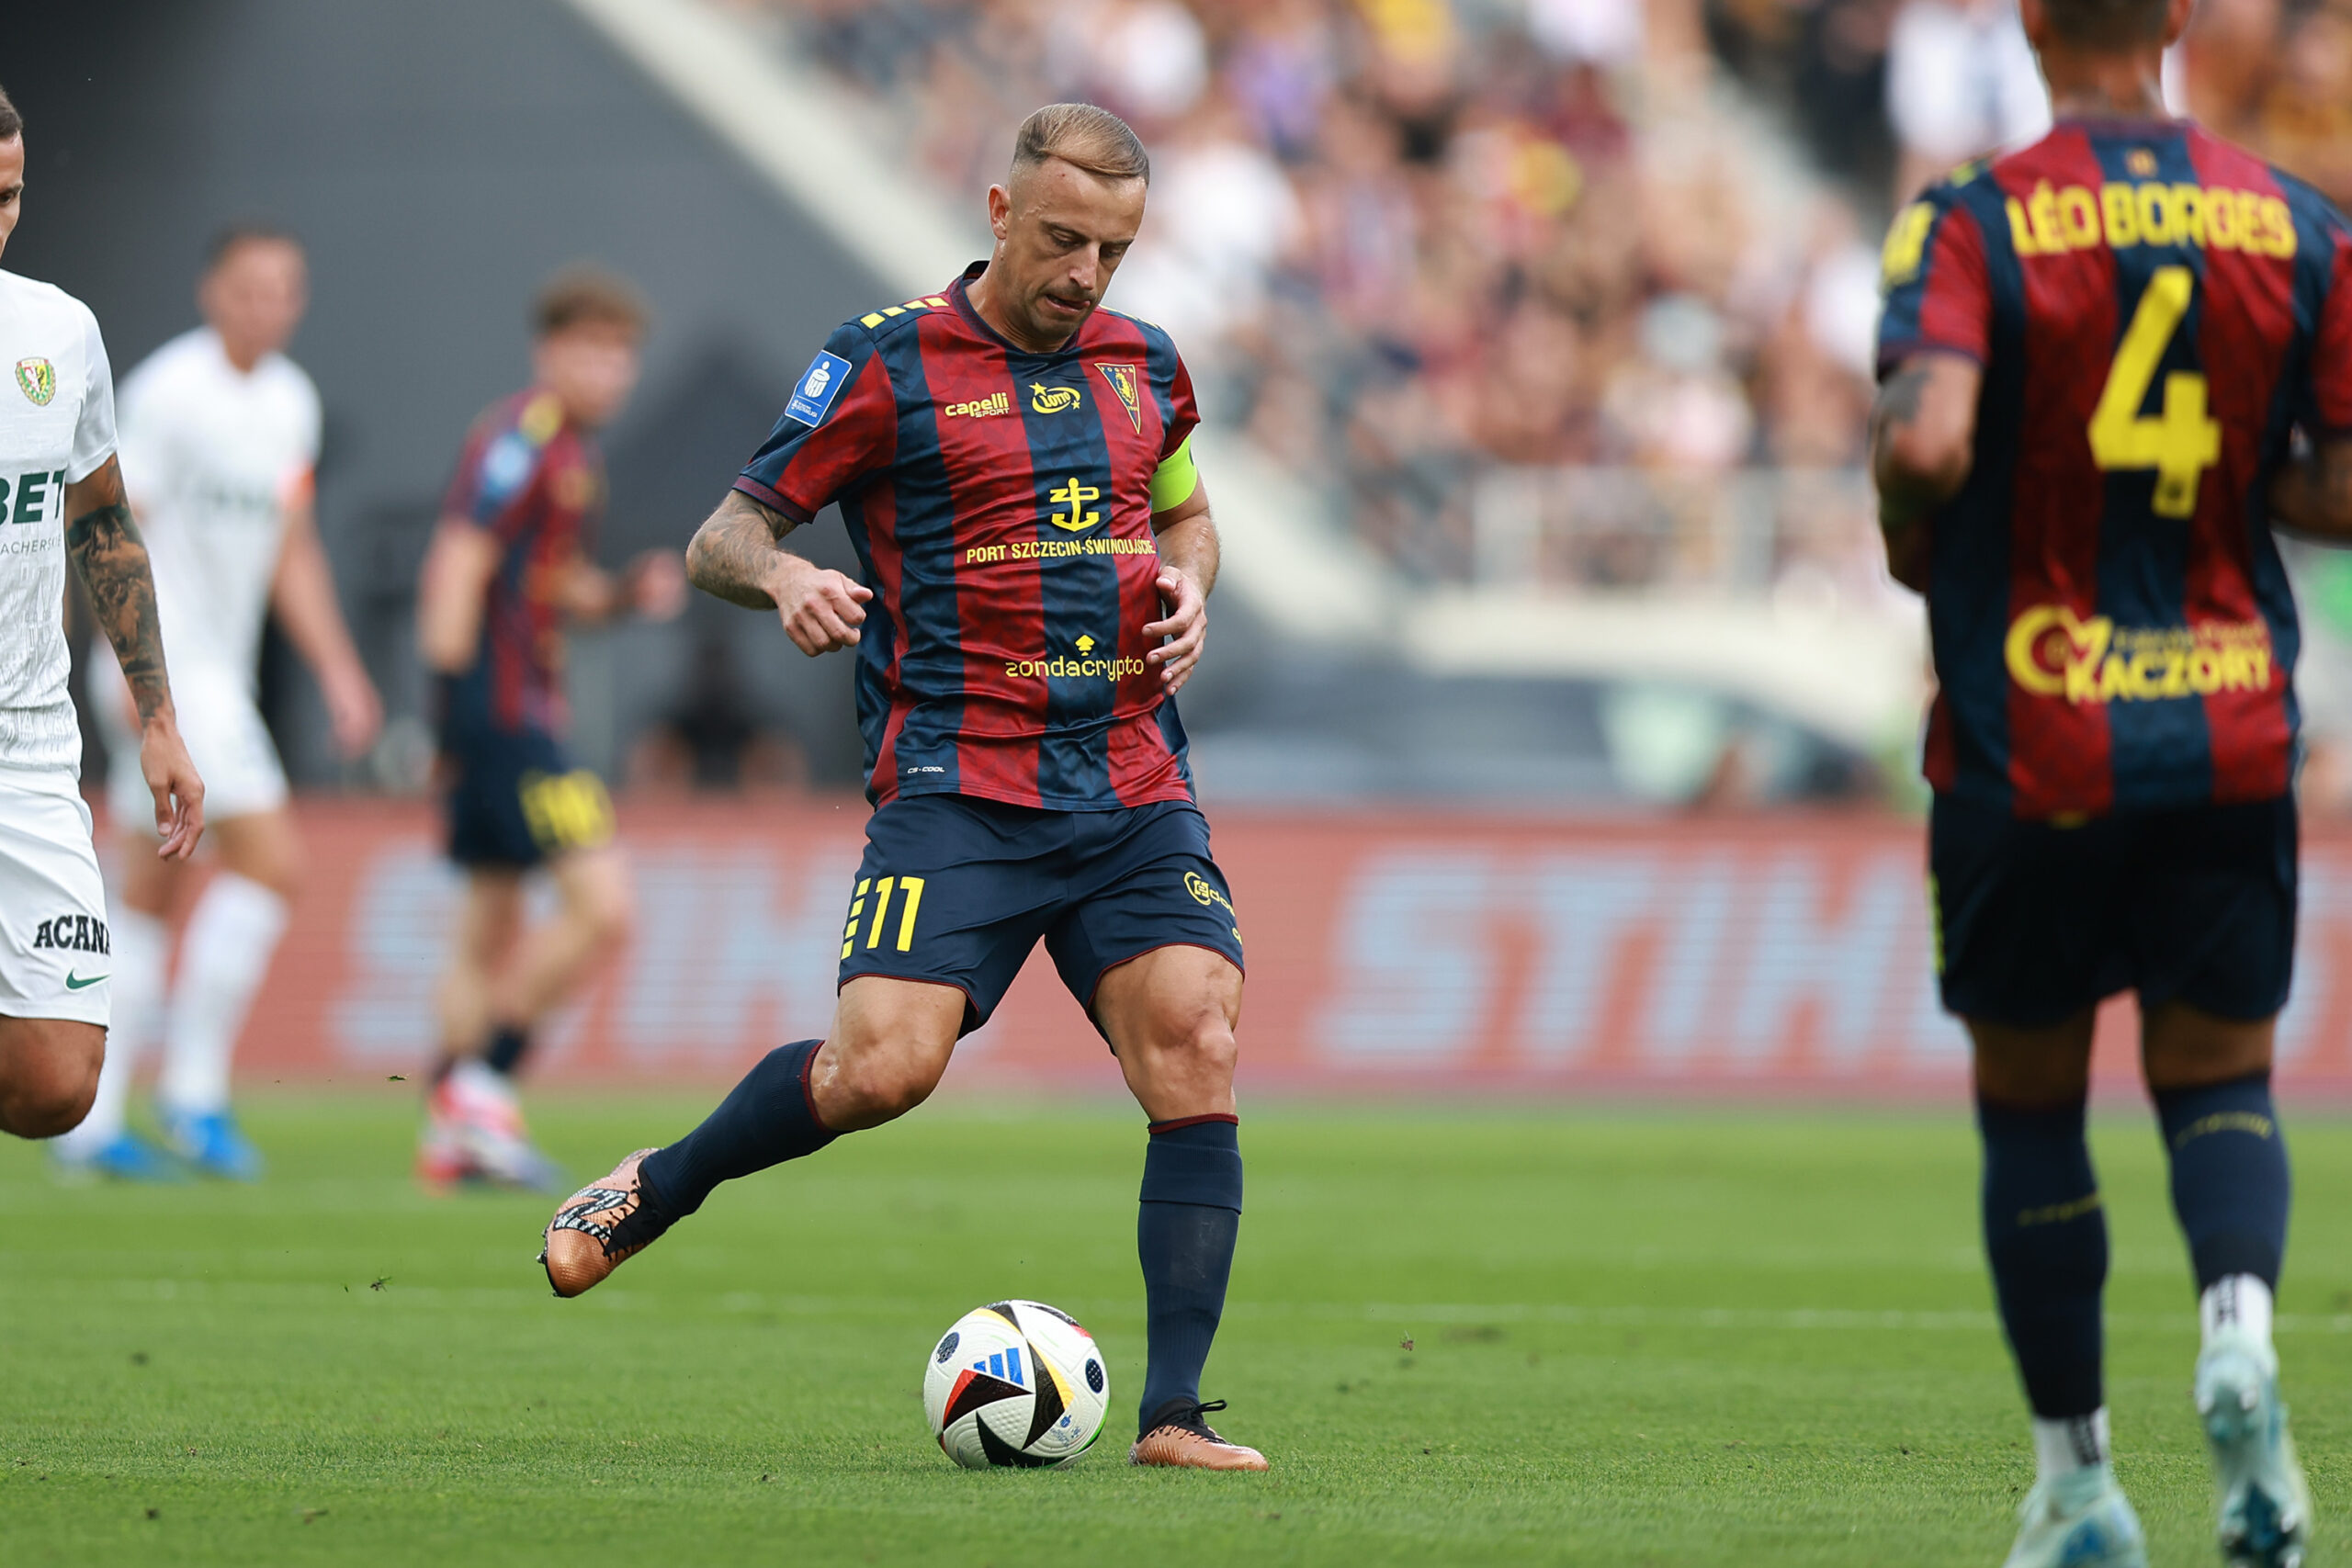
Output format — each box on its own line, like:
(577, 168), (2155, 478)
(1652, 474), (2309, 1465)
(1148, 436), (1201, 515)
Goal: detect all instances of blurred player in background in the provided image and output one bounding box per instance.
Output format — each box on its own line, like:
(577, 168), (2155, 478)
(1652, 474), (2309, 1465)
(0, 85), (206, 1143)
(54, 225), (381, 1182)
(1873, 0), (2352, 1556)
(540, 106), (1265, 1472)
(414, 267), (683, 1190)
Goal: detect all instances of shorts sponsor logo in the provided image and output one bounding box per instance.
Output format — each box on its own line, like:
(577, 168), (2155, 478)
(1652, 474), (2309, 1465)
(1029, 383), (1082, 415)
(2004, 604), (2274, 704)
(32, 913), (111, 954)
(787, 351), (853, 427)
(944, 392), (1011, 420)
(1184, 871), (1238, 921)
(15, 357), (55, 406)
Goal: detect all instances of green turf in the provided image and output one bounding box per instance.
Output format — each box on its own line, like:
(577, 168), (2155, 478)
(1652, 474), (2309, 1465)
(1, 1094), (2345, 1566)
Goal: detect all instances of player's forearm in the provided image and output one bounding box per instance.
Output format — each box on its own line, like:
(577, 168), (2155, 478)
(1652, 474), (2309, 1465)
(1152, 509), (1219, 599)
(687, 490), (798, 610)
(62, 457), (175, 726)
(417, 521), (493, 673)
(2270, 440), (2352, 544)
(1870, 355), (1980, 593)
(272, 508), (370, 688)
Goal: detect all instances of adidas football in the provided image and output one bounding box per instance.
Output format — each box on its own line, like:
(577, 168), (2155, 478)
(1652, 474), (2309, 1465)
(922, 1300), (1109, 1469)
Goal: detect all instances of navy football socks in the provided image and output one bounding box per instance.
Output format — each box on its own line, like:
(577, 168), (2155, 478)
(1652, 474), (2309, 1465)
(2154, 1070), (2290, 1291)
(1135, 1116), (1243, 1435)
(483, 1024), (532, 1078)
(1978, 1095), (2109, 1419)
(638, 1039), (837, 1222)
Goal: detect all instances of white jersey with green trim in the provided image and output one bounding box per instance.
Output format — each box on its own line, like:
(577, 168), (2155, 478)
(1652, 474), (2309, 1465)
(0, 268), (117, 775)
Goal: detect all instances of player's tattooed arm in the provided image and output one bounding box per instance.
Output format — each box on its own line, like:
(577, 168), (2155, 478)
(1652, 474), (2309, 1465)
(62, 457), (171, 724)
(2270, 437), (2352, 544)
(687, 489), (872, 655)
(1147, 483), (1217, 694)
(62, 456), (205, 859)
(1870, 352), (1982, 592)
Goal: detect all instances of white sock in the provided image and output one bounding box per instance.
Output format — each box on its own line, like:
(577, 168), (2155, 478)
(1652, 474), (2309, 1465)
(53, 903), (167, 1156)
(2030, 1408), (2110, 1483)
(158, 873), (288, 1115)
(2199, 1274), (2275, 1352)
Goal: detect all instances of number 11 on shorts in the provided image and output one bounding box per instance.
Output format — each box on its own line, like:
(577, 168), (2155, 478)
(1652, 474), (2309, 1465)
(842, 874), (927, 957)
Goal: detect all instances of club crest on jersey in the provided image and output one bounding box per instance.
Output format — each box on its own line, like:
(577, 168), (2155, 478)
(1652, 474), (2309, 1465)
(1096, 363), (1143, 433)
(1029, 382), (1082, 415)
(15, 357), (55, 407)
(788, 351), (853, 427)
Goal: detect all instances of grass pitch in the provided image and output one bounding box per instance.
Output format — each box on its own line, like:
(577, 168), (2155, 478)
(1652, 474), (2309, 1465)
(2, 1095), (2346, 1566)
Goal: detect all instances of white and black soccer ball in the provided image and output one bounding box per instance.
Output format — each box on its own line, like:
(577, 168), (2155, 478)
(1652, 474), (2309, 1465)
(922, 1300), (1109, 1469)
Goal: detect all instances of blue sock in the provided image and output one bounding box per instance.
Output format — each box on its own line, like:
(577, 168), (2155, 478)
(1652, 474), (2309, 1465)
(638, 1040), (837, 1222)
(1978, 1096), (2109, 1419)
(1136, 1116), (1242, 1435)
(483, 1024), (532, 1078)
(2153, 1070), (2290, 1291)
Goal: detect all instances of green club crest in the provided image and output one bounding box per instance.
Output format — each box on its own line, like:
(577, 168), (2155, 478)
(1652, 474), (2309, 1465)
(15, 357), (55, 407)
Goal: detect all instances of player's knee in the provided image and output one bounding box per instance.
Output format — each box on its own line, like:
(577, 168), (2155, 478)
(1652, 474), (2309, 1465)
(0, 1045), (99, 1139)
(570, 874), (634, 948)
(1148, 1009), (1237, 1087)
(829, 1050), (944, 1127)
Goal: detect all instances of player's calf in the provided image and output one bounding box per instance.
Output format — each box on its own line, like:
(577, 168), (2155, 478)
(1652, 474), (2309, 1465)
(0, 1019), (103, 1139)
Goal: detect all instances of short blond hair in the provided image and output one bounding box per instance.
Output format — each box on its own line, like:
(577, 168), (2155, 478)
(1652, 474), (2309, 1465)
(1011, 103), (1150, 186)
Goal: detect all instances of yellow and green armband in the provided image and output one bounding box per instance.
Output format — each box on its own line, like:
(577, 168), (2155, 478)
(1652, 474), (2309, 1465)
(1148, 436), (1202, 514)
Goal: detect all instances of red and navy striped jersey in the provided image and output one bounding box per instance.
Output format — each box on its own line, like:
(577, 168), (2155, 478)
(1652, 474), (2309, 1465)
(737, 265), (1203, 810)
(1877, 118), (2352, 818)
(439, 389), (604, 736)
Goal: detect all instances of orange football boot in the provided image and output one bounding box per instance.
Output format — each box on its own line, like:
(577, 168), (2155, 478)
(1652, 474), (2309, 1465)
(539, 1147), (668, 1297)
(1129, 1400), (1269, 1471)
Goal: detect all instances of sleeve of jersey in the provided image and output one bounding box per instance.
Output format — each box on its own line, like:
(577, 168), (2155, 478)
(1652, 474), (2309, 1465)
(67, 306), (119, 483)
(1874, 194), (1992, 380)
(442, 411), (543, 539)
(1160, 345), (1203, 461)
(2313, 219), (2352, 438)
(734, 326), (896, 524)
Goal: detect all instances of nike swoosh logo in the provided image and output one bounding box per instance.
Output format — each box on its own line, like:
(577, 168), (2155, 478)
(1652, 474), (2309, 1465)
(65, 971), (107, 990)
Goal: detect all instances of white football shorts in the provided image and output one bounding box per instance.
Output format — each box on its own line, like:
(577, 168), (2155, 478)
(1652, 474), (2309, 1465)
(101, 664), (288, 834)
(0, 763), (111, 1026)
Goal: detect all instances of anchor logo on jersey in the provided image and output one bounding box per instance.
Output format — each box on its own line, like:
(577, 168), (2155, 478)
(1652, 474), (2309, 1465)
(15, 357), (55, 407)
(1096, 363), (1143, 433)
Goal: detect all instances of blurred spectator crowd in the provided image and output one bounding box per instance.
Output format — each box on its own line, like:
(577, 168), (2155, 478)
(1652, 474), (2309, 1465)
(738, 0), (2350, 597)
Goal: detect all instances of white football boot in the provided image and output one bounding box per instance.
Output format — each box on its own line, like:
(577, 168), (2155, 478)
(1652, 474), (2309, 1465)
(2002, 1465), (2149, 1568)
(2197, 1330), (2311, 1567)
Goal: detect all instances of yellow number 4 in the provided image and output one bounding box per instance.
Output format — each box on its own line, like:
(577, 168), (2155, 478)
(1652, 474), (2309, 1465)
(2088, 265), (2221, 519)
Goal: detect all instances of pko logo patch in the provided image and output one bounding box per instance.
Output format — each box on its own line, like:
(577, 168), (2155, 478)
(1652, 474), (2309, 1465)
(32, 912), (110, 954)
(787, 351), (853, 426)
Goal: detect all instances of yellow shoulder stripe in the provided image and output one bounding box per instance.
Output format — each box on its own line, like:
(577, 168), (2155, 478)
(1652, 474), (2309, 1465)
(859, 297), (953, 330)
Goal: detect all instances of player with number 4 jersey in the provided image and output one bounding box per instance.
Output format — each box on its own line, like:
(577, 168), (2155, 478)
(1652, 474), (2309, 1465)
(1872, 0), (2352, 1557)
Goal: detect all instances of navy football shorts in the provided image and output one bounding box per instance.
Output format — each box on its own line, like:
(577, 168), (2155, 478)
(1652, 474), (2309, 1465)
(441, 722), (615, 871)
(836, 794), (1245, 1035)
(1928, 792), (2297, 1028)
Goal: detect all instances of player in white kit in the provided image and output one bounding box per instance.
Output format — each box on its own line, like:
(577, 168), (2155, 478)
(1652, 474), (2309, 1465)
(0, 86), (206, 1142)
(53, 226), (380, 1180)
